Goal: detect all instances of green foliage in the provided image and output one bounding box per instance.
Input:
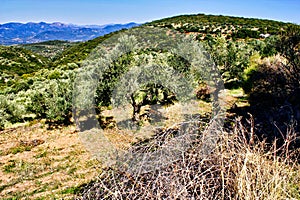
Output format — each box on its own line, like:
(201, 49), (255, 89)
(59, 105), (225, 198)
(26, 72), (74, 123)
(261, 36), (280, 57)
(275, 25), (300, 87)
(167, 54), (191, 73)
(93, 51), (134, 107)
(204, 36), (255, 88)
(60, 186), (81, 195)
(47, 70), (61, 79)
(0, 68), (76, 127)
(241, 52), (261, 93)
(0, 95), (10, 129)
(231, 28), (260, 39)
(0, 94), (27, 129)
(0, 46), (49, 77)
(148, 13), (294, 39)
(3, 160), (16, 173)
(20, 40), (77, 59)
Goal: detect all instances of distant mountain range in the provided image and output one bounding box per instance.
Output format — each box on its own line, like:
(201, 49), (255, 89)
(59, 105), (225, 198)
(0, 22), (139, 45)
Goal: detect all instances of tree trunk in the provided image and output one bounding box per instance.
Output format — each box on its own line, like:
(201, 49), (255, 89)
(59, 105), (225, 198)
(131, 94), (141, 122)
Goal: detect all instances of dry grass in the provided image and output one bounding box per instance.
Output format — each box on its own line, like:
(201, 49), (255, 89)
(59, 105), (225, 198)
(1, 92), (299, 199)
(0, 122), (103, 199)
(77, 118), (300, 199)
(0, 99), (213, 199)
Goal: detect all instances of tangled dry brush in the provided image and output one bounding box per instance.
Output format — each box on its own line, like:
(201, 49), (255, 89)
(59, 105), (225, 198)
(76, 117), (300, 200)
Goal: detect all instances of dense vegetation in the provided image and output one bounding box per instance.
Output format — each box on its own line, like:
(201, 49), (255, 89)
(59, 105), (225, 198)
(148, 14), (291, 38)
(0, 13), (300, 199)
(0, 45), (49, 77)
(20, 40), (77, 59)
(1, 13), (299, 137)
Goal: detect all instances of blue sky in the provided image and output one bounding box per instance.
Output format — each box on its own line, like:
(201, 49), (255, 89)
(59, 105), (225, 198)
(0, 0), (299, 25)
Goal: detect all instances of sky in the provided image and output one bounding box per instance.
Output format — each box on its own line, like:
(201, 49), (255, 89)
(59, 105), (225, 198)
(0, 0), (299, 25)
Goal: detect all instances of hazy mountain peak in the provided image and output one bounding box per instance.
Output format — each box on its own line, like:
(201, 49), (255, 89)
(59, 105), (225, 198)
(0, 22), (140, 45)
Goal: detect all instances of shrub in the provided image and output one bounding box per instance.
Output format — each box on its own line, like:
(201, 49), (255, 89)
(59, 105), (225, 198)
(0, 95), (10, 129)
(204, 36), (254, 88)
(232, 29), (260, 39)
(0, 94), (27, 129)
(27, 75), (73, 124)
(276, 25), (300, 88)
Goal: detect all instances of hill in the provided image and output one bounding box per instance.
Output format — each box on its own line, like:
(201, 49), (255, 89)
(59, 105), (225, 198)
(0, 45), (49, 78)
(50, 14), (299, 66)
(147, 14), (292, 39)
(0, 22), (139, 45)
(51, 29), (125, 66)
(20, 40), (78, 59)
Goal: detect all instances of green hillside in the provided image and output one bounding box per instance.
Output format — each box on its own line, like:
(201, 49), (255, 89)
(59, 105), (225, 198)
(0, 45), (49, 78)
(20, 40), (77, 59)
(148, 14), (291, 38)
(49, 14), (298, 67)
(51, 29), (125, 66)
